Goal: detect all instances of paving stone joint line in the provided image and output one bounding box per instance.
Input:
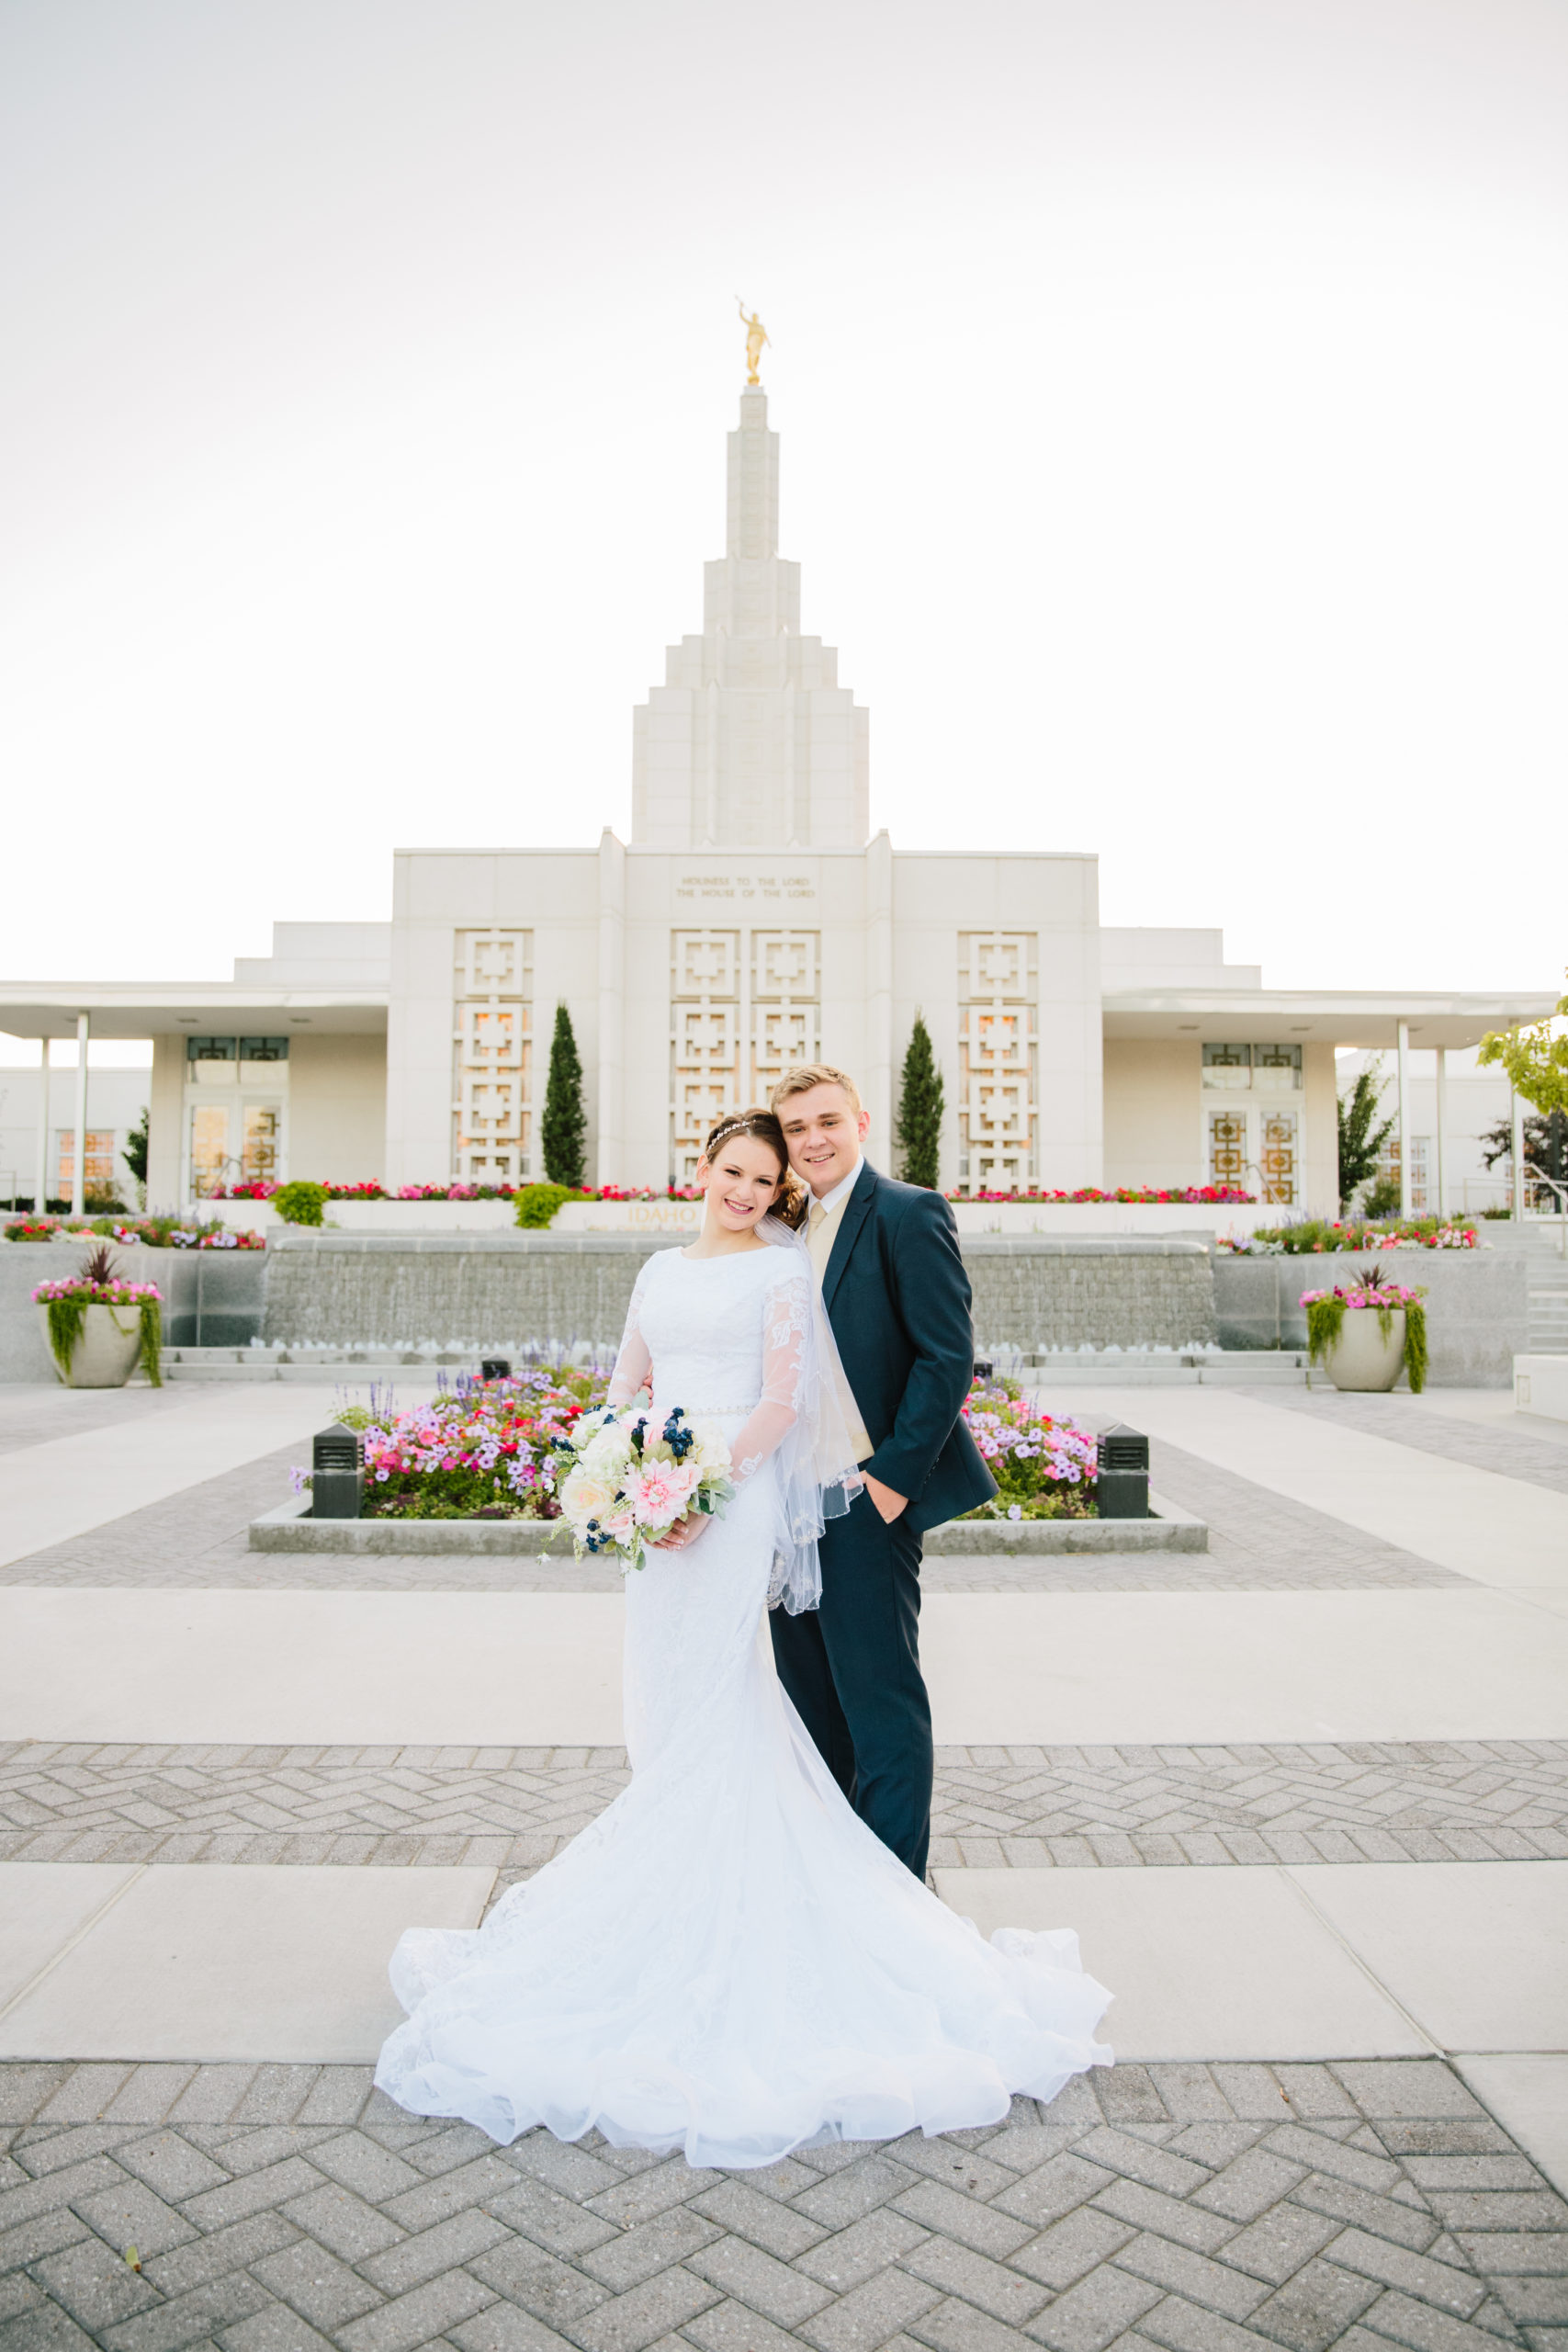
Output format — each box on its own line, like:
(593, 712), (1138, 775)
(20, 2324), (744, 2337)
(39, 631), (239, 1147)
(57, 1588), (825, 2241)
(0, 2056), (1561, 2352)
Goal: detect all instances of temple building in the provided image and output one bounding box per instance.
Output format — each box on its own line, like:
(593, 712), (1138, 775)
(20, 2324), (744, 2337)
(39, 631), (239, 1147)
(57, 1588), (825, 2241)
(0, 385), (1552, 1216)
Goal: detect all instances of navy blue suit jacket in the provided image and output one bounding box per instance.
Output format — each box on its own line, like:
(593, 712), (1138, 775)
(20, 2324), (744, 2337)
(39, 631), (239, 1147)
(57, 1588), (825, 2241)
(821, 1161), (997, 1536)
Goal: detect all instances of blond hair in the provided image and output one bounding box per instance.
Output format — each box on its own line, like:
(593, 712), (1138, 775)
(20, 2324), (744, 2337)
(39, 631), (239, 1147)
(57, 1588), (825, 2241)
(770, 1063), (863, 1115)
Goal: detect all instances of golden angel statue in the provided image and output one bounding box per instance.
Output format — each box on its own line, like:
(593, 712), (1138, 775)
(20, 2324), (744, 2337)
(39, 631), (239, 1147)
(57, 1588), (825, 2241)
(737, 299), (770, 385)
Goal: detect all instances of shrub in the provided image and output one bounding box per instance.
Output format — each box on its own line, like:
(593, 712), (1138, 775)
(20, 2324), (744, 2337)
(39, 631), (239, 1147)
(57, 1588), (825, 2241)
(513, 1182), (588, 1229)
(270, 1181), (330, 1227)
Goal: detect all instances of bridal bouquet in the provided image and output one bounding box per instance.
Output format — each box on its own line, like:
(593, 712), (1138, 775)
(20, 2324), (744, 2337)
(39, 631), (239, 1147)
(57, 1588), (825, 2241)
(555, 1405), (734, 1569)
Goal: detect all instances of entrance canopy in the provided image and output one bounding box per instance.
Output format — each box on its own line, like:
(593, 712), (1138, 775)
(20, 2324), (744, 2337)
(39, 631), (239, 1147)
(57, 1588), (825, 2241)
(0, 983), (389, 1041)
(1101, 988), (1555, 1049)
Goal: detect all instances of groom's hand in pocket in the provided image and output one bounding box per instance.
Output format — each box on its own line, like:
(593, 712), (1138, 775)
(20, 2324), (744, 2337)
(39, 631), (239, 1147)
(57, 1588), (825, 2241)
(863, 1475), (908, 1525)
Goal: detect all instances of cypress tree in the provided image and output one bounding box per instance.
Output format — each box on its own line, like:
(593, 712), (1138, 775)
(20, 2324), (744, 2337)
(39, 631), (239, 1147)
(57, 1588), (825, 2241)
(896, 1012), (944, 1190)
(540, 1003), (588, 1188)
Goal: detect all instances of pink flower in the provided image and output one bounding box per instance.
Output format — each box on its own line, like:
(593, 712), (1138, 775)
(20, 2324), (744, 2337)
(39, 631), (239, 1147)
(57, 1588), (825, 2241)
(626, 1461), (700, 1527)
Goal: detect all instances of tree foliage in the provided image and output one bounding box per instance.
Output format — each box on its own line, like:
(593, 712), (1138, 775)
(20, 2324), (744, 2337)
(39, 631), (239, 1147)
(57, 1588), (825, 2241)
(541, 1003), (588, 1190)
(896, 1012), (944, 1190)
(1481, 1111), (1568, 1187)
(1478, 971), (1568, 1119)
(1337, 1058), (1395, 1214)
(122, 1108), (150, 1191)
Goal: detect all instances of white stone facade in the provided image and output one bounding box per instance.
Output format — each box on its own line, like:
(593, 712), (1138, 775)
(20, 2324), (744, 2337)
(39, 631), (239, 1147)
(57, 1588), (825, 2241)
(0, 386), (1554, 1216)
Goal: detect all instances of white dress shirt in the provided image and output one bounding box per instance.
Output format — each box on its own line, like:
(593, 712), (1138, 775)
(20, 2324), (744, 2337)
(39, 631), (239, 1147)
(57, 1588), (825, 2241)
(804, 1155), (873, 1464)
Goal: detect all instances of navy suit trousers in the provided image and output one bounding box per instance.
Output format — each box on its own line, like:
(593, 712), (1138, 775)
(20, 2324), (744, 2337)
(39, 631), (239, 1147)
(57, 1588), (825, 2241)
(769, 1487), (933, 1880)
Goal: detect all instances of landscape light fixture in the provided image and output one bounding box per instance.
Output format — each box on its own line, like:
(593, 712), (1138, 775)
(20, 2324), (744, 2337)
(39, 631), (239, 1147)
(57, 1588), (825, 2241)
(1096, 1422), (1150, 1519)
(310, 1423), (364, 1519)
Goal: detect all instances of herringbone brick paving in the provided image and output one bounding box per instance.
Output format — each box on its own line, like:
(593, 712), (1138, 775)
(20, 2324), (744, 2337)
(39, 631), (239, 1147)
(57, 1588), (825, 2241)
(2, 1742), (1563, 1874)
(0, 2057), (1561, 2352)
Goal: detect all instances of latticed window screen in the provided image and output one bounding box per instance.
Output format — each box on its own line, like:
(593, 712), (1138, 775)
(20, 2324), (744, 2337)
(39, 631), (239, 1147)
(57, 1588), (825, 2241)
(1208, 1109), (1247, 1189)
(750, 930), (820, 1107)
(453, 929), (532, 1183)
(669, 928), (819, 1180)
(1259, 1111), (1298, 1206)
(671, 931), (741, 1181)
(958, 933), (1037, 1190)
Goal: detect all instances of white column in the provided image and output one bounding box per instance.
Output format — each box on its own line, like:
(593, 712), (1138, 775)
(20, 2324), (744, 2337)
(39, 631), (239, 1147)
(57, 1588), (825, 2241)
(34, 1039), (51, 1212)
(71, 1012), (90, 1216)
(864, 830), (894, 1170)
(1434, 1047), (1448, 1218)
(1396, 1019), (1412, 1219)
(1512, 1082), (1527, 1220)
(595, 830), (626, 1187)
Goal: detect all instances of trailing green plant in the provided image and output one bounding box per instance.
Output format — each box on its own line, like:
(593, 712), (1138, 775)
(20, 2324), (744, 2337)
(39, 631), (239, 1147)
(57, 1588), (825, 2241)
(513, 1182), (590, 1229)
(44, 1292), (88, 1374)
(270, 1181), (330, 1227)
(896, 1011), (944, 1190)
(541, 1004), (588, 1189)
(1302, 1271), (1427, 1393)
(1337, 1059), (1395, 1214)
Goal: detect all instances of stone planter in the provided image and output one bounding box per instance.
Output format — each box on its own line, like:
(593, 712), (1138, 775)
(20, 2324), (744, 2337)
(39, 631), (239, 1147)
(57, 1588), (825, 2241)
(36, 1300), (145, 1388)
(1319, 1306), (1406, 1392)
(248, 1493), (1207, 1555)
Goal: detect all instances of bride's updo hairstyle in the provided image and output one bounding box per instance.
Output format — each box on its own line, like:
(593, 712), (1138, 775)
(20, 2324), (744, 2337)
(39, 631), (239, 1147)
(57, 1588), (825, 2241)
(700, 1108), (808, 1231)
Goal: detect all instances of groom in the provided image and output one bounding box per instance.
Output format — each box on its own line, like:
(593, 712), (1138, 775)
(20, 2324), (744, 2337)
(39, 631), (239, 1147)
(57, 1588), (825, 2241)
(769, 1063), (995, 1879)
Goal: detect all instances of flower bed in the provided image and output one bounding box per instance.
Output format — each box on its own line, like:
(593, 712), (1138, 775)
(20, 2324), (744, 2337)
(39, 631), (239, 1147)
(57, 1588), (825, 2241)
(5, 1214), (264, 1250)
(1221, 1216), (1479, 1256)
(290, 1368), (1100, 1527)
(298, 1366), (610, 1521)
(958, 1377), (1099, 1521)
(1301, 1274), (1428, 1392)
(209, 1180), (707, 1204)
(949, 1185), (1255, 1206)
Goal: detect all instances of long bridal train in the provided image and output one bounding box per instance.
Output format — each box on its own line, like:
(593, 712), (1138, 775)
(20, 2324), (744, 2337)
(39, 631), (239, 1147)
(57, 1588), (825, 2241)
(375, 1243), (1111, 2170)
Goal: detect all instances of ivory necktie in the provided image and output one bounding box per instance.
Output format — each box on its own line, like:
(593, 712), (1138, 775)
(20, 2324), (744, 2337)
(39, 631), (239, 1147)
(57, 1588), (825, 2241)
(807, 1200), (833, 1283)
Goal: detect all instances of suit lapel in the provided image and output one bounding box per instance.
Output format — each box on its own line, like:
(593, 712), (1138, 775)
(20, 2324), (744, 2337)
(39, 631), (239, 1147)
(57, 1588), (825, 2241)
(822, 1161), (878, 1314)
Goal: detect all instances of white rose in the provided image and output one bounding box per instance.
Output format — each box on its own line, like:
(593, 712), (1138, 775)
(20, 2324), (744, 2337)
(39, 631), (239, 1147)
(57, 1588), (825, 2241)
(561, 1465), (620, 1529)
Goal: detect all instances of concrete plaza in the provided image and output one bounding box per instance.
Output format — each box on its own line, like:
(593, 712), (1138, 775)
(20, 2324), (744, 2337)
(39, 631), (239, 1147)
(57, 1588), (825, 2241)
(1, 1377), (1565, 2352)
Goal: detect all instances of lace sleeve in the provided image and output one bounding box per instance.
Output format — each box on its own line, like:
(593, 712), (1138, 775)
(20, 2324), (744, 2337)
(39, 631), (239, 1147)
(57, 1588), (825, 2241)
(605, 1261), (655, 1409)
(729, 1266), (812, 1485)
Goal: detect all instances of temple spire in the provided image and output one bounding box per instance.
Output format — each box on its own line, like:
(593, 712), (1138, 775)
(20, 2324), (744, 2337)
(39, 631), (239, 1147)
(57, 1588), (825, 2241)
(726, 389), (778, 562)
(631, 386), (869, 850)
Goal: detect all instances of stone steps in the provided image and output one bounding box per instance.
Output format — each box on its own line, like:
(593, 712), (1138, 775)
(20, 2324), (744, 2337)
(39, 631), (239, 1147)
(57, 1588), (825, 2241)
(1021, 1351), (1309, 1386)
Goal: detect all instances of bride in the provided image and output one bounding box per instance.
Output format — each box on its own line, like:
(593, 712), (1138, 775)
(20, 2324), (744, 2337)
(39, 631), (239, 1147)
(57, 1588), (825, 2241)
(375, 1108), (1112, 2169)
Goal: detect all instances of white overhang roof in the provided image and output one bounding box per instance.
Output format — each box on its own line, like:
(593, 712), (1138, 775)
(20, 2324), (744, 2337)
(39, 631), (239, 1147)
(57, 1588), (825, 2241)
(0, 983), (389, 1040)
(1101, 988), (1558, 1048)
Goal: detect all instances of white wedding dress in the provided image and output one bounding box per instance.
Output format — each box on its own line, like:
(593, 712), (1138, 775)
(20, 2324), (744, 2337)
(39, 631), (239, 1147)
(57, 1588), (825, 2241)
(375, 1243), (1112, 2169)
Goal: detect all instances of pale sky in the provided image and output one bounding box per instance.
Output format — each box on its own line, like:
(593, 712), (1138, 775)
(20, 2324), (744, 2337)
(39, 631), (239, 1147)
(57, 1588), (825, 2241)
(2, 0), (1564, 1002)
